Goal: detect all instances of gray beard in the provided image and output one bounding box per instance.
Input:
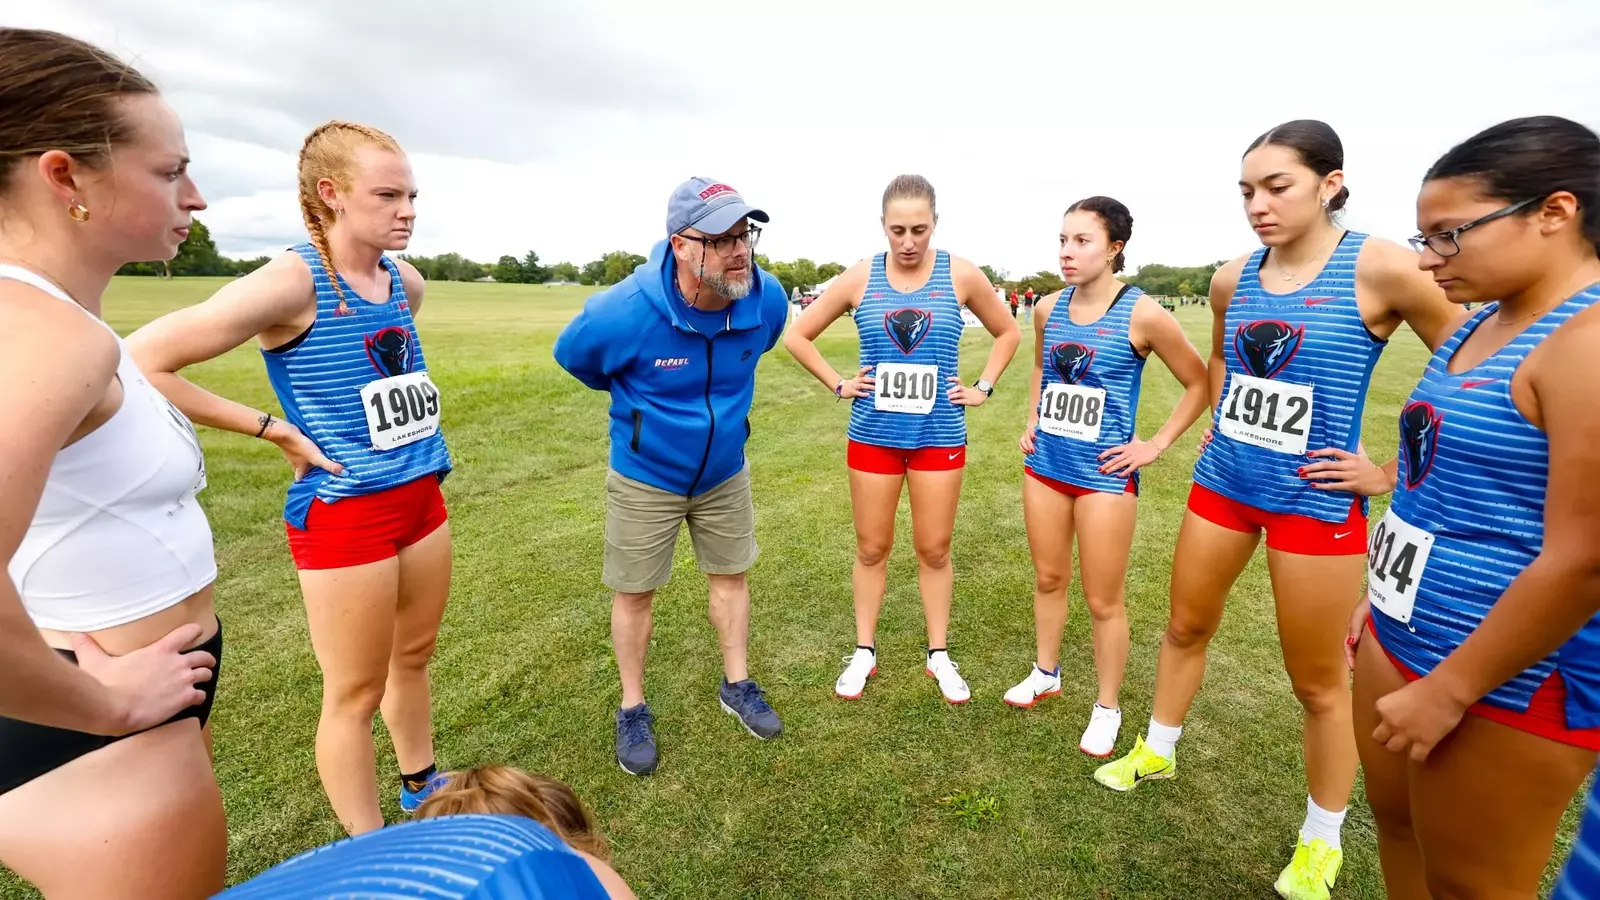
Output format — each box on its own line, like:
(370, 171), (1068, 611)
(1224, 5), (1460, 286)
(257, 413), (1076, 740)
(703, 270), (752, 301)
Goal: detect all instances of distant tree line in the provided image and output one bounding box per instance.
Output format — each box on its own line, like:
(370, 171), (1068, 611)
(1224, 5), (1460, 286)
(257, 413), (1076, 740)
(116, 221), (271, 278)
(118, 219), (1223, 299)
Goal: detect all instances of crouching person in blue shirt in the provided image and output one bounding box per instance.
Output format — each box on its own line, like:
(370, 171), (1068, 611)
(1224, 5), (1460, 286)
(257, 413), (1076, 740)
(554, 177), (789, 775)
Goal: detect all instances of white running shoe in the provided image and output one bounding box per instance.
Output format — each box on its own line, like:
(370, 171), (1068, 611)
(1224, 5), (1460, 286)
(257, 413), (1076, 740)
(834, 648), (878, 700)
(1079, 704), (1123, 757)
(925, 652), (971, 704)
(1003, 666), (1062, 709)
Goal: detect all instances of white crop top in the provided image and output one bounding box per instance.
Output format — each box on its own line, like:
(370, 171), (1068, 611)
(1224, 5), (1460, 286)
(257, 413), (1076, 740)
(2, 266), (217, 631)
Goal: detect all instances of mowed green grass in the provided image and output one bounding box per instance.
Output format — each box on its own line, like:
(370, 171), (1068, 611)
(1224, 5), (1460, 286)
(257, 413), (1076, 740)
(1, 276), (1585, 899)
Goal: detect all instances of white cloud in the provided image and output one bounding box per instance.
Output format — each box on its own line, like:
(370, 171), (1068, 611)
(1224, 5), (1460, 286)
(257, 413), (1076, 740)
(16, 0), (1600, 276)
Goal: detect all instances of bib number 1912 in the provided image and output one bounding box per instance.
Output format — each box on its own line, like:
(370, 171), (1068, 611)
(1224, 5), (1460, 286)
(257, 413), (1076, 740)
(1218, 373), (1313, 455)
(361, 372), (442, 451)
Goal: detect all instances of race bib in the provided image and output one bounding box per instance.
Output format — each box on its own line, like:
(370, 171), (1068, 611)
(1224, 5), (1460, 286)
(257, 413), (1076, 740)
(361, 371), (442, 451)
(1038, 382), (1107, 442)
(1218, 373), (1313, 455)
(1367, 507), (1435, 624)
(874, 363), (940, 415)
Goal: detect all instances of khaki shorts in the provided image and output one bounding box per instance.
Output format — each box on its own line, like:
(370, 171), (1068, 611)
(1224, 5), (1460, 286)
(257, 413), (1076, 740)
(603, 465), (758, 593)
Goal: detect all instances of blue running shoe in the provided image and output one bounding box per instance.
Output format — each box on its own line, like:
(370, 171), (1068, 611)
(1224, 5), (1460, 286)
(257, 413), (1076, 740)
(719, 678), (782, 739)
(616, 702), (658, 776)
(399, 770), (449, 813)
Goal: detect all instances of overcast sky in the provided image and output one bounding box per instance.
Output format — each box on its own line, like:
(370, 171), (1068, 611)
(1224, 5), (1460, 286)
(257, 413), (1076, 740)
(12, 0), (1600, 277)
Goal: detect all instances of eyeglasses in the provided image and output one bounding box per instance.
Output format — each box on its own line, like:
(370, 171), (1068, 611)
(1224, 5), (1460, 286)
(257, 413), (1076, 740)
(681, 226), (761, 257)
(1409, 196), (1543, 257)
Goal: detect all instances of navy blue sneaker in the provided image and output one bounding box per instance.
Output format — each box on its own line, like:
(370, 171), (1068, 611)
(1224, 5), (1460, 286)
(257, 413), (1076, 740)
(399, 771), (449, 813)
(719, 678), (782, 740)
(616, 702), (658, 775)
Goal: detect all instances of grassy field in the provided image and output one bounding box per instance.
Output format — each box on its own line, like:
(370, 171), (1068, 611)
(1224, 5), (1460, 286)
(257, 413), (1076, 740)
(1, 276), (1584, 898)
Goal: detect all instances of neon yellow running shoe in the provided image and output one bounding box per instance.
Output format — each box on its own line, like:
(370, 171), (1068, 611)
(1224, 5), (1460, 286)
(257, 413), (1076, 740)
(1274, 838), (1343, 900)
(1092, 735), (1175, 792)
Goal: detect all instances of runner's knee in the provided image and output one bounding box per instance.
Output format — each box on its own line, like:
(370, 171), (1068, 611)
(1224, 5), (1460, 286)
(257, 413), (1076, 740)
(1163, 609), (1219, 650)
(856, 541), (891, 568)
(323, 674), (386, 718)
(1084, 590), (1127, 623)
(913, 538), (950, 570)
(1034, 567), (1068, 595)
(1289, 668), (1350, 717)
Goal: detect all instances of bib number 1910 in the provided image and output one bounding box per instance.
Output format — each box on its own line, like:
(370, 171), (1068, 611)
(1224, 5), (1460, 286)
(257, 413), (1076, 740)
(1366, 508), (1435, 624)
(361, 371), (442, 451)
(874, 363), (939, 415)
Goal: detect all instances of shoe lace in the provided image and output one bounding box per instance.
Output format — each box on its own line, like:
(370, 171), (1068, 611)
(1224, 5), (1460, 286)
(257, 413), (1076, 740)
(738, 681), (774, 715)
(1305, 841), (1336, 878)
(620, 709), (653, 746)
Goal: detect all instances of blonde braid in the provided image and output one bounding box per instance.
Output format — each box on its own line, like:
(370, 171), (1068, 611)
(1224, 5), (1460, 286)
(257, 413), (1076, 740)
(296, 120), (403, 315)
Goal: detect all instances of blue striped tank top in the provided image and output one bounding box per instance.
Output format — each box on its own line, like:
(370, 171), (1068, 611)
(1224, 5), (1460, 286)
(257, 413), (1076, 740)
(1556, 775), (1600, 899)
(847, 251), (966, 449)
(1192, 232), (1384, 524)
(1028, 284), (1148, 494)
(262, 244), (453, 529)
(215, 814), (608, 898)
(1371, 285), (1600, 723)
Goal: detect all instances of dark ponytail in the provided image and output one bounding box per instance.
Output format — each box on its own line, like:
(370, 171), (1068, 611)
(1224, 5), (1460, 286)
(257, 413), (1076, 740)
(1425, 115), (1600, 254)
(1065, 196), (1133, 273)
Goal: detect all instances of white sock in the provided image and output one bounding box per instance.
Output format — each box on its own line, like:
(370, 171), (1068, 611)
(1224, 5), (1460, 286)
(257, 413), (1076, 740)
(1145, 718), (1182, 759)
(1300, 796), (1346, 850)
(928, 650), (950, 668)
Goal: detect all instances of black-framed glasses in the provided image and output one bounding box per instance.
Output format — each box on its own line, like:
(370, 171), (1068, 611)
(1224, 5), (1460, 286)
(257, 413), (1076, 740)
(1409, 196), (1543, 257)
(682, 225), (761, 257)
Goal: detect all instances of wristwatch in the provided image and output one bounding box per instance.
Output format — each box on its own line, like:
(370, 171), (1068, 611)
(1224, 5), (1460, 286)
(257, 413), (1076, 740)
(975, 379), (994, 397)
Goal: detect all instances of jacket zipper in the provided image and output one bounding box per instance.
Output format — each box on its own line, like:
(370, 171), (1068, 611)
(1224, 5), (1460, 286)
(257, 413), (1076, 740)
(686, 333), (718, 496)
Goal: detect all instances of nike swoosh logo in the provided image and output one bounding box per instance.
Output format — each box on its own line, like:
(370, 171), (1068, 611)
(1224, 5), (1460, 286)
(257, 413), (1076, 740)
(1334, 531), (1353, 540)
(948, 452), (961, 460)
(1097, 328), (1115, 335)
(1303, 297), (1336, 306)
(1460, 378), (1498, 389)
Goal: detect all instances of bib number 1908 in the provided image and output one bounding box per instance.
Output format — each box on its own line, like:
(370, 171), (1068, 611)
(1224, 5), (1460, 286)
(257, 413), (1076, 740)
(361, 372), (442, 451)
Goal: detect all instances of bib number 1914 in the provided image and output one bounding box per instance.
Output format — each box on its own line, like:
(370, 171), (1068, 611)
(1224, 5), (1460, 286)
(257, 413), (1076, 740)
(1366, 508), (1435, 624)
(362, 372), (442, 451)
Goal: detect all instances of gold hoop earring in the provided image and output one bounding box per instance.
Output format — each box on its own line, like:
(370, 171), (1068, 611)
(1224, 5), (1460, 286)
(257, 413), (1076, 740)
(68, 202), (91, 223)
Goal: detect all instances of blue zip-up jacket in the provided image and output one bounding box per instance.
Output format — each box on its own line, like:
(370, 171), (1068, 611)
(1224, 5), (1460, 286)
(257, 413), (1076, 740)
(553, 239), (787, 496)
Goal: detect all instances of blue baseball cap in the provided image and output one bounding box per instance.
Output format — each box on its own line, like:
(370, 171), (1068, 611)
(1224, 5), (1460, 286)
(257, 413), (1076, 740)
(666, 177), (769, 236)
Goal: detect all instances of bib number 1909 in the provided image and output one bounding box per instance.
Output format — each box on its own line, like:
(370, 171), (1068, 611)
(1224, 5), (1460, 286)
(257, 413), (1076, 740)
(361, 372), (442, 451)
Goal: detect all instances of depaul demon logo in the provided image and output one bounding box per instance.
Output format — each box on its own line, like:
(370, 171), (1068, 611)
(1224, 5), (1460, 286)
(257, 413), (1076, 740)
(1399, 400), (1444, 490)
(1234, 319), (1304, 379)
(885, 308), (932, 355)
(365, 326), (414, 378)
(1051, 342), (1095, 384)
